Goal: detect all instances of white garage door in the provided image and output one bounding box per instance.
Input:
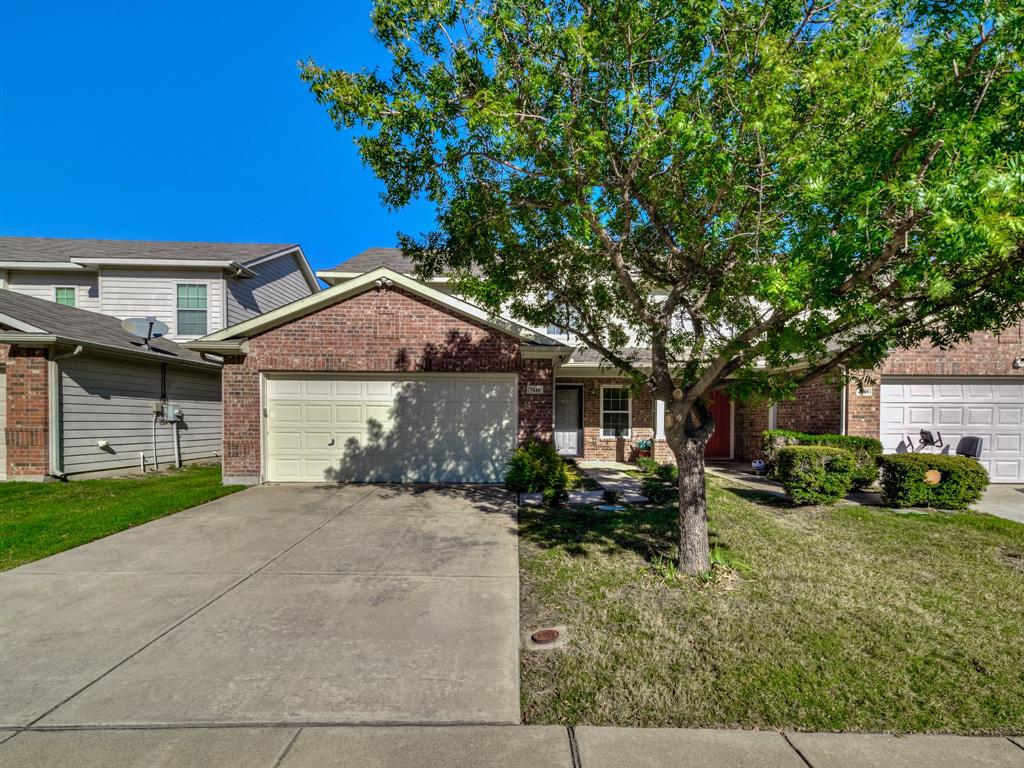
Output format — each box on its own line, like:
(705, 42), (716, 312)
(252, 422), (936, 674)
(880, 377), (1024, 482)
(265, 375), (517, 483)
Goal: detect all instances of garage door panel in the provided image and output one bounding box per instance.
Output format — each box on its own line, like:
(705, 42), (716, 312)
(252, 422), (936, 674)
(266, 376), (516, 483)
(908, 407), (934, 425)
(966, 408), (993, 426)
(997, 407), (1023, 425)
(271, 403), (302, 424)
(269, 431), (302, 452)
(881, 377), (1024, 483)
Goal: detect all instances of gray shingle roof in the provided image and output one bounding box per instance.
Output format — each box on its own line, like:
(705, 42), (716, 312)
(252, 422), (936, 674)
(0, 290), (215, 367)
(565, 346), (653, 367)
(326, 248), (415, 274)
(0, 237), (296, 264)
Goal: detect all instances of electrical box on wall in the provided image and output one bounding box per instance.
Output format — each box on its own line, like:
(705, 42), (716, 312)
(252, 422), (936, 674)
(162, 403), (183, 422)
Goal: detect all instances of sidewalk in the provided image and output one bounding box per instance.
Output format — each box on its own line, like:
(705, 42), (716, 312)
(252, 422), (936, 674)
(1, 724), (1021, 767)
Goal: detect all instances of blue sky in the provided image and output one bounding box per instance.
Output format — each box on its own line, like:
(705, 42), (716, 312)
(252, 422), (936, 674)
(0, 0), (435, 273)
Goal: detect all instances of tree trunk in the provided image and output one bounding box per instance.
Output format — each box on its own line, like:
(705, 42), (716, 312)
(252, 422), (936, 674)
(674, 444), (711, 574)
(663, 405), (713, 575)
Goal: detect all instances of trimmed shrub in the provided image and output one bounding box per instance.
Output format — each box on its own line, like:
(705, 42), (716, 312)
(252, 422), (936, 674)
(763, 429), (882, 489)
(635, 456), (659, 475)
(776, 445), (856, 506)
(877, 453), (989, 510)
(542, 486), (569, 508)
(505, 440), (573, 493)
(655, 462), (679, 484)
(641, 476), (677, 505)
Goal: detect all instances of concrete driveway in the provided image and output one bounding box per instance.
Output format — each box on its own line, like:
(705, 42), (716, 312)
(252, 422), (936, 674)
(977, 484), (1024, 524)
(0, 484), (520, 729)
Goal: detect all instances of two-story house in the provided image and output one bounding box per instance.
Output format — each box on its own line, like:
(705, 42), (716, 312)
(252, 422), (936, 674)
(193, 247), (1024, 486)
(0, 238), (321, 482)
(0, 237), (321, 339)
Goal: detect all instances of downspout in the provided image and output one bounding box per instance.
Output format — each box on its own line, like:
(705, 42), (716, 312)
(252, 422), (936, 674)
(48, 345), (83, 480)
(839, 366), (848, 435)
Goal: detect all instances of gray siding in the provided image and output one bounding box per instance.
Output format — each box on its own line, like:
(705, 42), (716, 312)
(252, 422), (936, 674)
(60, 355), (221, 475)
(227, 253), (313, 325)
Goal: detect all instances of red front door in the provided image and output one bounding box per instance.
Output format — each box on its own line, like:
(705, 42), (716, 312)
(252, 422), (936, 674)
(704, 391), (732, 459)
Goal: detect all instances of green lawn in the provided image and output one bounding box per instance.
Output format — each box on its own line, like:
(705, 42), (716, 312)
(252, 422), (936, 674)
(0, 465), (245, 571)
(519, 477), (1024, 734)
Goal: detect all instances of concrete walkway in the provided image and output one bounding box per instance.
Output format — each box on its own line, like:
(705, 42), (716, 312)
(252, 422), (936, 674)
(577, 461), (648, 503)
(1, 725), (1021, 767)
(0, 485), (520, 729)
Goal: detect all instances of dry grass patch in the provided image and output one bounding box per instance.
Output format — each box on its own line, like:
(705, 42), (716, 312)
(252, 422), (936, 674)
(519, 478), (1024, 733)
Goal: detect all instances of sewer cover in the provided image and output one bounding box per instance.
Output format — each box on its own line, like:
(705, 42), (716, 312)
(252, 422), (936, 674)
(531, 628), (560, 644)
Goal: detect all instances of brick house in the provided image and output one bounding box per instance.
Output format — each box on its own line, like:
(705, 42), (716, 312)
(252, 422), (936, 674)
(193, 249), (1024, 486)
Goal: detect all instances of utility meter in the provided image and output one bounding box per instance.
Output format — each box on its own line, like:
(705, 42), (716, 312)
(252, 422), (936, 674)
(162, 403), (183, 422)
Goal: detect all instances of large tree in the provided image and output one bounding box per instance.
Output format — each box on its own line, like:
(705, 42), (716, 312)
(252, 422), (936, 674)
(304, 0), (1024, 573)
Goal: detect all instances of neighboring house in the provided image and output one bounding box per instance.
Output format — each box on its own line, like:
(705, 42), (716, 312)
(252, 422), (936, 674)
(0, 237), (321, 340)
(0, 290), (222, 481)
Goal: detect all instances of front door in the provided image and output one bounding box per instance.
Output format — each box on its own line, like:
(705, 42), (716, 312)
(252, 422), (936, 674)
(554, 386), (582, 456)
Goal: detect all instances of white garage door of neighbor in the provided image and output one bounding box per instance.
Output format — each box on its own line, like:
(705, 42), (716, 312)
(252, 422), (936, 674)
(265, 375), (517, 483)
(880, 377), (1024, 483)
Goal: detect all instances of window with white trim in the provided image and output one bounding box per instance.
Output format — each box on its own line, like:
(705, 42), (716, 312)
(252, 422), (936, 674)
(176, 284), (208, 336)
(54, 286), (76, 307)
(601, 386), (630, 438)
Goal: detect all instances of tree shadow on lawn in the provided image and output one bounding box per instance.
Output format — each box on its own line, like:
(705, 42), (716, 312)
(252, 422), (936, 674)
(518, 502), (736, 565)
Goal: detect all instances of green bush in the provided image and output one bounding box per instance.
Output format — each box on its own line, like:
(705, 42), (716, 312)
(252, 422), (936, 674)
(763, 429), (882, 489)
(877, 453), (989, 510)
(542, 486), (569, 508)
(641, 476), (677, 505)
(775, 445), (856, 506)
(655, 462), (679, 484)
(505, 440), (573, 493)
(635, 456), (659, 475)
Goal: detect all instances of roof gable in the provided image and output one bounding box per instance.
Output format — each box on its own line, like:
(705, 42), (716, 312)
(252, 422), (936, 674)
(192, 268), (567, 352)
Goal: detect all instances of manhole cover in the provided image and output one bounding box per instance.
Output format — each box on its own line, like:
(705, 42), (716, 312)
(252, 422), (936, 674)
(531, 628), (560, 644)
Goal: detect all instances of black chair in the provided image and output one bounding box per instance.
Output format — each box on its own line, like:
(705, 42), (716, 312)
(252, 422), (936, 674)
(955, 436), (983, 459)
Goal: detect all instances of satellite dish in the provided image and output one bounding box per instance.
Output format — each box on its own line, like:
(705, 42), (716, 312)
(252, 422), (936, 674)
(121, 316), (169, 349)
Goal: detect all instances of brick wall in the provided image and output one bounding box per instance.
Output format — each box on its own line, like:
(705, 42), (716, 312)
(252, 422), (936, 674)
(221, 287), (551, 481)
(556, 376), (655, 462)
(843, 326), (1024, 439)
(733, 374), (843, 460)
(519, 359), (555, 444)
(5, 345), (49, 477)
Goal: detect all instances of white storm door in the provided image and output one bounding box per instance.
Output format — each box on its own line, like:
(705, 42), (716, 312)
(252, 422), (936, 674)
(554, 386), (581, 456)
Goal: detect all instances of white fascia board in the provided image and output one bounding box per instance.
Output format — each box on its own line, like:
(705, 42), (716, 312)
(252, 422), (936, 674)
(183, 339), (248, 354)
(71, 258), (239, 269)
(0, 261), (88, 270)
(199, 267), (570, 349)
(0, 312), (49, 333)
(316, 270), (449, 287)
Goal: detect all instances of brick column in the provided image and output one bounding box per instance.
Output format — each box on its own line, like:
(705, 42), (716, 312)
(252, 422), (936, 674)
(6, 347), (50, 479)
(221, 355), (261, 485)
(518, 358), (554, 444)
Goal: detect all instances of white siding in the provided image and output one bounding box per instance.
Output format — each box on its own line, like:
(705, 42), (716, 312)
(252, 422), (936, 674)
(226, 253), (314, 324)
(7, 270), (101, 313)
(98, 268), (225, 339)
(59, 355), (221, 476)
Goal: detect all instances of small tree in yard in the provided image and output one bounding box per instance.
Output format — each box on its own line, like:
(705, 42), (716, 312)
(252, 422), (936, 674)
(303, 0), (1024, 573)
